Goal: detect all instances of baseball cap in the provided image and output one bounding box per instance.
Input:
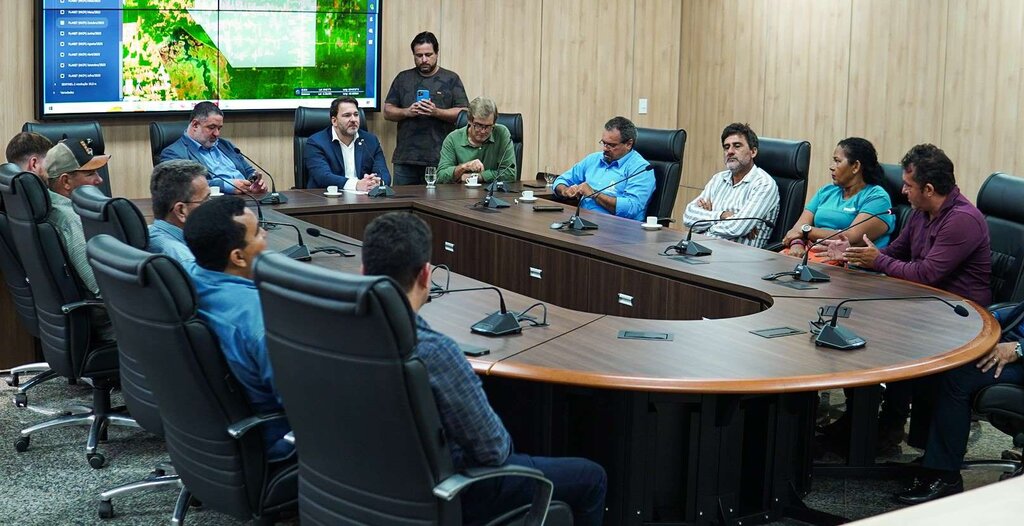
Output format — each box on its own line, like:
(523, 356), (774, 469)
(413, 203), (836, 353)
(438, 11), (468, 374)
(44, 138), (110, 180)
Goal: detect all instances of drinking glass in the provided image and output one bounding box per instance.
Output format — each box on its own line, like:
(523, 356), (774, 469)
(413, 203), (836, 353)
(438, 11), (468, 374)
(425, 167), (438, 188)
(543, 170), (556, 187)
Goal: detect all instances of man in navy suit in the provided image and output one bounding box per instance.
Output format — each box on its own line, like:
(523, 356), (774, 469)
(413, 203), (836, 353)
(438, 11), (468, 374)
(160, 101), (268, 195)
(304, 96), (390, 191)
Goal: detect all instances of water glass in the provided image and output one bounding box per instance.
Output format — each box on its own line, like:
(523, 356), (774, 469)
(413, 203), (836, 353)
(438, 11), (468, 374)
(425, 167), (438, 188)
(544, 171), (556, 187)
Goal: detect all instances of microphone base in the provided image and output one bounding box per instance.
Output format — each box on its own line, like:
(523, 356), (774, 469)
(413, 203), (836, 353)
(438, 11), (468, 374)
(568, 215), (599, 231)
(281, 244), (312, 262)
(368, 185), (395, 198)
(795, 264), (831, 282)
(487, 181), (510, 193)
(471, 311), (522, 336)
(675, 241), (712, 256)
(481, 196), (511, 209)
(310, 245), (354, 258)
(259, 192), (288, 205)
(815, 324), (866, 350)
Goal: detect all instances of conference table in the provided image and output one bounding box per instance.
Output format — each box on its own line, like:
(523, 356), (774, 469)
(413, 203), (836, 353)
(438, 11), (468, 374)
(8, 183), (999, 526)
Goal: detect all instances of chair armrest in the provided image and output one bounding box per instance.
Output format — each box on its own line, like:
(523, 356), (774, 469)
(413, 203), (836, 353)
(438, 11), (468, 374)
(226, 411), (288, 439)
(61, 299), (105, 314)
(283, 431), (295, 445)
(434, 465), (553, 526)
(763, 241), (784, 252)
(988, 301), (1019, 312)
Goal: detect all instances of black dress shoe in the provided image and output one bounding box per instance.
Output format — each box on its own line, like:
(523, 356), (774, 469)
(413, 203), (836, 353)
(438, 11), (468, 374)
(895, 474), (963, 504)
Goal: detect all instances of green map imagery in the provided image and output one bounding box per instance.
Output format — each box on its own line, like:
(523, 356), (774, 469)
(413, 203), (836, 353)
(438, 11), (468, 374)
(121, 0), (372, 102)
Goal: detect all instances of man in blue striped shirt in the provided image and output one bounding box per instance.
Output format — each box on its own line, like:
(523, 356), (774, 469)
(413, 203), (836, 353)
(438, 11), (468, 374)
(553, 116), (654, 221)
(362, 212), (607, 526)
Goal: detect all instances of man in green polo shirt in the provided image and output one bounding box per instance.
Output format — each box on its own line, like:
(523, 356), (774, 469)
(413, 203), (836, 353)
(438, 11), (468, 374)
(436, 97), (516, 184)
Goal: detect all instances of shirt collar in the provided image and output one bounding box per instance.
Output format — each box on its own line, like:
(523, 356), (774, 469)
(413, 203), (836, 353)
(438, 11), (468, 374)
(151, 219), (185, 240)
(718, 164), (760, 186)
(598, 149), (636, 169)
(192, 265), (255, 288)
(459, 126), (495, 148)
(48, 189), (71, 205)
(183, 132), (217, 151)
(331, 126), (360, 146)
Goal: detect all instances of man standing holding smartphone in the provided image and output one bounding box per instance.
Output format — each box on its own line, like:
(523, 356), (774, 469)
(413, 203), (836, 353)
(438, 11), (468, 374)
(384, 31), (469, 185)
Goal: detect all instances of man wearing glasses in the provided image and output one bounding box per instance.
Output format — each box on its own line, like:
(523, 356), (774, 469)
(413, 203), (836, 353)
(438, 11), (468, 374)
(436, 97), (516, 184)
(682, 122), (779, 248)
(148, 159), (212, 266)
(552, 116), (654, 221)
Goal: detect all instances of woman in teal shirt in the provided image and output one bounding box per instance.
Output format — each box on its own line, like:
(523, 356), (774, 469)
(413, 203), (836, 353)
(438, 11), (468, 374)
(780, 137), (894, 261)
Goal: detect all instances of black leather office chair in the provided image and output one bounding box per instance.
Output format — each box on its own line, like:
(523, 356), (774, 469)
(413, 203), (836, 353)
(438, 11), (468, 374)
(634, 127), (686, 223)
(978, 173), (1024, 305)
(254, 252), (570, 525)
(455, 110), (525, 180)
(879, 163), (912, 241)
(292, 106), (367, 189)
(0, 164), (53, 405)
(148, 120), (190, 166)
(22, 121), (112, 197)
(71, 186), (182, 518)
(0, 169), (135, 468)
(86, 235), (297, 524)
(757, 137), (810, 251)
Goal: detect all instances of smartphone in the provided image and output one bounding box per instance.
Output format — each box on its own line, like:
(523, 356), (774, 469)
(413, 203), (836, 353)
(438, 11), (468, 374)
(522, 182), (546, 189)
(458, 343), (490, 357)
(416, 89), (430, 102)
(533, 205), (564, 212)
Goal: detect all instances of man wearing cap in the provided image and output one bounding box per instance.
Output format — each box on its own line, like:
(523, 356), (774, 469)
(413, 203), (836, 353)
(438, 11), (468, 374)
(43, 138), (115, 340)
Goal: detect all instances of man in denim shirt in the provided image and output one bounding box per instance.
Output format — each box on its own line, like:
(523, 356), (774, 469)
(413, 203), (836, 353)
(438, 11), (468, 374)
(361, 212), (607, 526)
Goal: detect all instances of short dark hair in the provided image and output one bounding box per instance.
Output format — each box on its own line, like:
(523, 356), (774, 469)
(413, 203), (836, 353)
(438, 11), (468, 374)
(362, 212), (432, 291)
(5, 132), (53, 166)
(836, 137), (883, 186)
(189, 101), (223, 123)
(721, 123), (759, 150)
(151, 159), (208, 219)
(901, 143), (956, 195)
(184, 197), (248, 272)
(604, 116), (637, 144)
(330, 96), (361, 119)
(410, 31), (439, 53)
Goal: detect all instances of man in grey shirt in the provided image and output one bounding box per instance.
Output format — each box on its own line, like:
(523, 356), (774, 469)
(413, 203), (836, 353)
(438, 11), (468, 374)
(384, 31), (469, 185)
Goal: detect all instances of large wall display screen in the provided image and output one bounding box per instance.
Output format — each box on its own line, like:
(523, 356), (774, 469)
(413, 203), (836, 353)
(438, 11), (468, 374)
(38, 0), (382, 117)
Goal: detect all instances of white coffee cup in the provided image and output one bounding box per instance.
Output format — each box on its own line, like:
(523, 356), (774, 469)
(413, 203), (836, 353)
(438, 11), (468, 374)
(466, 174), (479, 185)
(327, 185), (339, 194)
(209, 186), (223, 197)
(645, 216), (659, 226)
(522, 190), (535, 199)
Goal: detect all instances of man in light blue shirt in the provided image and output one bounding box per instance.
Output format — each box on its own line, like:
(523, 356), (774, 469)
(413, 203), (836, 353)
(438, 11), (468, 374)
(160, 101), (268, 195)
(553, 116), (653, 221)
(148, 160), (210, 266)
(183, 197), (291, 460)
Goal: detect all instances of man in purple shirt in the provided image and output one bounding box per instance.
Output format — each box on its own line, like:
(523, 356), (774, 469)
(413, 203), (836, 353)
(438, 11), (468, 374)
(817, 144), (992, 455)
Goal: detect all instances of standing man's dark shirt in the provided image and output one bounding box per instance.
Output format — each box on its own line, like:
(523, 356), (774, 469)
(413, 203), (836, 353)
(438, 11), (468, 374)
(385, 68), (469, 168)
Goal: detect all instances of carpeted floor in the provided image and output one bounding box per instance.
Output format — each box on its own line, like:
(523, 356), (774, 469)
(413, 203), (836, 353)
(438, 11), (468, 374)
(0, 380), (1016, 525)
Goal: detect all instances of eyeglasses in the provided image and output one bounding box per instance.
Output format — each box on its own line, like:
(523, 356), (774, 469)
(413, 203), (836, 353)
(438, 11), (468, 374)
(183, 193), (212, 205)
(599, 139), (628, 149)
(469, 121), (495, 131)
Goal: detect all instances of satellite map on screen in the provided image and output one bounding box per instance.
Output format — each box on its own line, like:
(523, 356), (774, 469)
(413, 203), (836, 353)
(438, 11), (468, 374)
(121, 0), (373, 102)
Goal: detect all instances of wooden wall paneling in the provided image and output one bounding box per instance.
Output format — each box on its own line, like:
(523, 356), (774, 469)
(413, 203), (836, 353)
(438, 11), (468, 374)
(846, 0), (948, 170)
(761, 0), (852, 195)
(675, 0), (769, 220)
(632, 0), (683, 129)
(441, 0), (544, 181)
(940, 0), (1024, 201)
(538, 0), (635, 175)
(1, 2), (36, 147)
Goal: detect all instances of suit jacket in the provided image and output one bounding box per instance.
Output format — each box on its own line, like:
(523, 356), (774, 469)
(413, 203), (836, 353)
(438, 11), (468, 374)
(304, 127), (391, 188)
(159, 135), (254, 193)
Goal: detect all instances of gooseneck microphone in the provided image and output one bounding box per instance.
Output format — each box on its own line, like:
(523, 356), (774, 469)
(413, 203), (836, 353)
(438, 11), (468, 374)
(762, 209), (894, 283)
(552, 164), (653, 231)
(815, 295), (969, 350)
(431, 285), (524, 336)
(306, 227), (360, 257)
(211, 174), (272, 229)
(232, 147), (288, 205)
(476, 138), (516, 209)
(665, 216), (776, 257)
(260, 221), (311, 261)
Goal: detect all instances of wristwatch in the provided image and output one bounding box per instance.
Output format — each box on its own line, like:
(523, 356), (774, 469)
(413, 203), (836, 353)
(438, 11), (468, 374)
(1015, 341), (1023, 360)
(800, 224), (813, 241)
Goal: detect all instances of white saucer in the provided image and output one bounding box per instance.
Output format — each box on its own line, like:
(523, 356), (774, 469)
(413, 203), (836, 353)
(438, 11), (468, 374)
(641, 223), (662, 231)
(518, 196), (538, 203)
(323, 192), (343, 197)
(464, 183), (482, 188)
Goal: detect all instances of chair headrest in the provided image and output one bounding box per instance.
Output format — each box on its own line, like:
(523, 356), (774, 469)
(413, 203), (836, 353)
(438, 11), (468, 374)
(978, 172), (1024, 223)
(454, 111), (524, 142)
(755, 137), (811, 181)
(23, 121), (105, 153)
(879, 163), (910, 206)
(87, 234), (197, 320)
(294, 106), (367, 137)
(0, 168), (52, 222)
(634, 128), (686, 163)
(70, 185), (109, 219)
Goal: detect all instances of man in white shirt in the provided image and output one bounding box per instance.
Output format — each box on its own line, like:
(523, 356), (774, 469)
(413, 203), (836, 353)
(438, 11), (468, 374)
(682, 123), (780, 248)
